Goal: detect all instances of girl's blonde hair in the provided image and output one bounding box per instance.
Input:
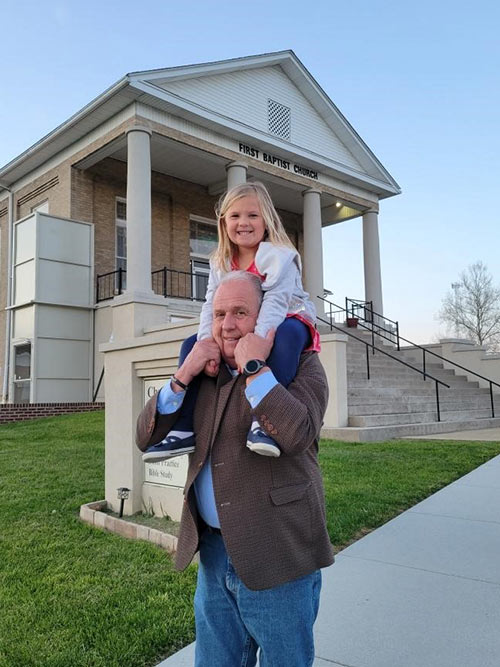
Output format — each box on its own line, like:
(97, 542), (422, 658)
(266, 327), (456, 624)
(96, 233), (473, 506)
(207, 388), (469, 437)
(211, 181), (297, 272)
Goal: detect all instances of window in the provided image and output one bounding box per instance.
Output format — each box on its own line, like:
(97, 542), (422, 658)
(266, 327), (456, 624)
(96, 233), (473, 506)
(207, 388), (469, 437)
(190, 218), (218, 257)
(13, 343), (31, 403)
(189, 217), (217, 300)
(191, 258), (210, 300)
(115, 198), (127, 290)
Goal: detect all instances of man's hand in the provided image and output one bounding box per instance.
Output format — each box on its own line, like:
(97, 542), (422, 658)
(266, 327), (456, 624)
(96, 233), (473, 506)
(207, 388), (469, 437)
(174, 339), (221, 390)
(234, 330), (275, 374)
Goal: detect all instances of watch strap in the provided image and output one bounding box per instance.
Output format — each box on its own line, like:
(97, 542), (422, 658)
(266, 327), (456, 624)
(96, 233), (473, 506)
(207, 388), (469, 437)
(171, 375), (189, 391)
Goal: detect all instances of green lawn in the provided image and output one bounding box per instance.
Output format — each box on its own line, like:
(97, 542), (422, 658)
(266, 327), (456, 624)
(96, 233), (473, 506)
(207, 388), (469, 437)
(0, 412), (196, 667)
(320, 438), (500, 549)
(1, 412), (500, 666)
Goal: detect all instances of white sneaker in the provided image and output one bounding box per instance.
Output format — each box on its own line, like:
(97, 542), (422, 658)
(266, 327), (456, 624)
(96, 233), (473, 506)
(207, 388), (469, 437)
(246, 422), (281, 457)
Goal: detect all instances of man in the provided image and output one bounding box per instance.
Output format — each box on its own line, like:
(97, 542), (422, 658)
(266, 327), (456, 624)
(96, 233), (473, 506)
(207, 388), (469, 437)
(136, 271), (334, 666)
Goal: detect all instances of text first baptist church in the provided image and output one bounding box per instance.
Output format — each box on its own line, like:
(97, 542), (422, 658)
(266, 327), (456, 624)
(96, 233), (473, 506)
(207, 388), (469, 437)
(0, 51), (399, 406)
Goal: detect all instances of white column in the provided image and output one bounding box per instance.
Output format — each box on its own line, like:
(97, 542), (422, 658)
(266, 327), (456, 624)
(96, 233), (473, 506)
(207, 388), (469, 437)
(226, 161), (247, 190)
(302, 188), (324, 315)
(362, 209), (383, 316)
(126, 126), (153, 296)
(319, 333), (348, 427)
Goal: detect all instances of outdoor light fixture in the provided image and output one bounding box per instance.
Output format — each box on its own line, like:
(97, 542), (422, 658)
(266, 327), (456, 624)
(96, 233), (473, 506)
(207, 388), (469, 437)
(335, 201), (342, 208)
(117, 487), (130, 518)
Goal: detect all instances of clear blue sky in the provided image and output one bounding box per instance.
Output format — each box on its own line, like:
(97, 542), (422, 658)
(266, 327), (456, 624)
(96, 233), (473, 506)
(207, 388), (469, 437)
(2, 0), (499, 343)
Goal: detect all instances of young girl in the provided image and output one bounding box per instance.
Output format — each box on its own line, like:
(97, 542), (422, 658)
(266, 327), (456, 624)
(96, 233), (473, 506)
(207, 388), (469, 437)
(142, 181), (320, 461)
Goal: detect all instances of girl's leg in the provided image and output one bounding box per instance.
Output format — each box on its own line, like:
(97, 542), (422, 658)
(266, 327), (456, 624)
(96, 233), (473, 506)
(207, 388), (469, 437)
(174, 334), (200, 432)
(142, 334), (199, 462)
(266, 318), (311, 387)
(247, 319), (311, 457)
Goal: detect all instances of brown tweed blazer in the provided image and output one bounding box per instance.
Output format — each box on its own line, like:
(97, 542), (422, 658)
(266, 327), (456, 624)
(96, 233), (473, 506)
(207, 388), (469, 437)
(136, 352), (334, 591)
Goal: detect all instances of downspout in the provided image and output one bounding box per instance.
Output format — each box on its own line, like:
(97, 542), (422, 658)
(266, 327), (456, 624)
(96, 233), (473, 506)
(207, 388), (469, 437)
(1, 182), (14, 403)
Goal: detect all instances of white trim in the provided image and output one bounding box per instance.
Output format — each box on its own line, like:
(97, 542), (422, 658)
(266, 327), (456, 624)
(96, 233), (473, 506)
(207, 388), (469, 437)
(9, 105), (136, 191)
(135, 97), (396, 196)
(1, 52), (399, 197)
(0, 77), (131, 181)
(128, 51), (295, 84)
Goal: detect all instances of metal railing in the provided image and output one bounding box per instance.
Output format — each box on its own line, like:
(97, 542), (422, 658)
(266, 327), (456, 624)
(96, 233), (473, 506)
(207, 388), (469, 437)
(317, 311), (450, 422)
(151, 267), (208, 302)
(96, 267), (209, 303)
(320, 295), (500, 418)
(96, 268), (126, 302)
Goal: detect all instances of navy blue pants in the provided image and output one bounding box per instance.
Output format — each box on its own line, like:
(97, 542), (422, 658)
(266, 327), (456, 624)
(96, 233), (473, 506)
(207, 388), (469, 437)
(173, 318), (311, 432)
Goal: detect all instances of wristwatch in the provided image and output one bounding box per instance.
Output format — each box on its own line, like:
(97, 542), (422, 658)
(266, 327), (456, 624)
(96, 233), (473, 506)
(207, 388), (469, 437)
(242, 359), (267, 377)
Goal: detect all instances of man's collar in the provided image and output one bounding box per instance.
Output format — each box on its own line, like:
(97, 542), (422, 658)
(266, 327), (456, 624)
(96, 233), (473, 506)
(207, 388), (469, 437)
(216, 362), (240, 388)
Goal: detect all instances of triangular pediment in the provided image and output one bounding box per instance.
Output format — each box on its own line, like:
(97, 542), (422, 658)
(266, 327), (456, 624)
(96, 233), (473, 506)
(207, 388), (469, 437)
(155, 65), (364, 172)
(131, 52), (399, 192)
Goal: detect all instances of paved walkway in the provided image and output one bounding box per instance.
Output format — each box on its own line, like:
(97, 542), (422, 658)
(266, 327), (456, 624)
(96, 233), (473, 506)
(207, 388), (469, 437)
(158, 431), (500, 666)
(405, 426), (500, 441)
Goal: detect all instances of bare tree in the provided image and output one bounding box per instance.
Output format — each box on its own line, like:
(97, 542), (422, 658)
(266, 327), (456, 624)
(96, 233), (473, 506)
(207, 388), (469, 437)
(438, 261), (500, 352)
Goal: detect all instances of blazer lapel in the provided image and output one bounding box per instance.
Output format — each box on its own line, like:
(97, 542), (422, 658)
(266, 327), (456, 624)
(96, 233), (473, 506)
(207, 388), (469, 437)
(210, 365), (241, 447)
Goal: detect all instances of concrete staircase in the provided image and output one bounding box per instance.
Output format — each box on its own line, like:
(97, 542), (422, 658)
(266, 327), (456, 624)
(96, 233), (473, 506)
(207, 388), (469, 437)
(322, 328), (500, 441)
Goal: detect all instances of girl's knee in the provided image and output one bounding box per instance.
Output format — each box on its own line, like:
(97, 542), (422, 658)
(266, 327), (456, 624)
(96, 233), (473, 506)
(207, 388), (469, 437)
(274, 319), (310, 347)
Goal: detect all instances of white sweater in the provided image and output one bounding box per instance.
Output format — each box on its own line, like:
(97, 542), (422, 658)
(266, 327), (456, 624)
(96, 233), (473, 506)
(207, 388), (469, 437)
(197, 242), (317, 340)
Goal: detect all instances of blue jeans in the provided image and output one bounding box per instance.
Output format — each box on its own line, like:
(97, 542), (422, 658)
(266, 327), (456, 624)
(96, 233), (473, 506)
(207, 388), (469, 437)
(194, 531), (322, 667)
(174, 318), (311, 432)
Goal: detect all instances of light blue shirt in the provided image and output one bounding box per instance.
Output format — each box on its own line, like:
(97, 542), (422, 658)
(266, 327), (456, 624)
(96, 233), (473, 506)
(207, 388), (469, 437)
(156, 370), (278, 528)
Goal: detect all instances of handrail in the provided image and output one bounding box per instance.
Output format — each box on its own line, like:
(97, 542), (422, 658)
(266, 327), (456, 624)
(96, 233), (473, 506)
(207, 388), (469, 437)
(320, 295), (499, 418)
(346, 297), (399, 327)
(95, 266), (208, 303)
(93, 367), (104, 403)
(318, 315), (450, 422)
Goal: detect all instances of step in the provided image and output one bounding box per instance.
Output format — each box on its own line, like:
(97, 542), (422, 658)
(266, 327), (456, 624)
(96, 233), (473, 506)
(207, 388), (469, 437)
(347, 378), (477, 389)
(348, 386), (490, 400)
(349, 407), (495, 427)
(346, 369), (466, 381)
(348, 397), (495, 416)
(321, 417), (500, 442)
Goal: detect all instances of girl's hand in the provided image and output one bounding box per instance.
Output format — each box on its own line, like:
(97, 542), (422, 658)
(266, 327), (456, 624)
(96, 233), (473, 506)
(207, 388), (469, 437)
(204, 358), (220, 377)
(202, 340), (221, 377)
(176, 339), (220, 388)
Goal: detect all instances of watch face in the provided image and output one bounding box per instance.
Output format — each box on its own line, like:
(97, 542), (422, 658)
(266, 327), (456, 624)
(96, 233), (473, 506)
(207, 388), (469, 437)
(245, 359), (260, 374)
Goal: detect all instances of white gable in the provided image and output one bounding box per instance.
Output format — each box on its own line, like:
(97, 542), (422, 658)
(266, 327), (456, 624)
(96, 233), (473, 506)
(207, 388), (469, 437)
(155, 65), (365, 173)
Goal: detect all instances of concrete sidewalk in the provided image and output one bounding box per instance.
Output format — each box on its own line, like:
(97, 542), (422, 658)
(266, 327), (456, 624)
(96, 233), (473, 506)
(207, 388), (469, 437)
(158, 443), (500, 666)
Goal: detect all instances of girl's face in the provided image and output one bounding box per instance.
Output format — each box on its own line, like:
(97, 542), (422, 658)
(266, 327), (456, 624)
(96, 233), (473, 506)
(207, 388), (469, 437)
(224, 195), (266, 253)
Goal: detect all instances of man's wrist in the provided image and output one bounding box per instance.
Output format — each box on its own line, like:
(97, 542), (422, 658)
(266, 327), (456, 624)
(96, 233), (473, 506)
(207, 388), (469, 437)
(171, 367), (194, 392)
(245, 366), (270, 386)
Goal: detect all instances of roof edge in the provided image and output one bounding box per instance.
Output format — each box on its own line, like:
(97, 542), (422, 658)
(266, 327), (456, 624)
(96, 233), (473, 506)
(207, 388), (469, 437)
(0, 74), (130, 184)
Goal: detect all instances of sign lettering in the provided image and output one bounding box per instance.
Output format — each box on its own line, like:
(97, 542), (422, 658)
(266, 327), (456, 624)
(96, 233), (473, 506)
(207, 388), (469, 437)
(238, 142), (319, 180)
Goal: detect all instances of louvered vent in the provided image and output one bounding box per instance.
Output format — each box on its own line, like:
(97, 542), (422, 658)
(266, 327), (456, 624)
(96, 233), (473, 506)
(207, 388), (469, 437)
(268, 99), (291, 140)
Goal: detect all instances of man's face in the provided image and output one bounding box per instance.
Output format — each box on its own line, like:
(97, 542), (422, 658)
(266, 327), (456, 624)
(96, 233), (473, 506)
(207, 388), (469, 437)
(212, 280), (260, 367)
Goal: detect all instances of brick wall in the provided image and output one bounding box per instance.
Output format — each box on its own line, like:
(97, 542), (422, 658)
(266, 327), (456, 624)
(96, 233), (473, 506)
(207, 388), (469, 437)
(80, 157), (219, 279)
(0, 402), (104, 424)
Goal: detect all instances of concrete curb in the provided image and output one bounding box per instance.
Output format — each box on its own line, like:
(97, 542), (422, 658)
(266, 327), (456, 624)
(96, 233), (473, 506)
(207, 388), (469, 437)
(79, 500), (178, 554)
